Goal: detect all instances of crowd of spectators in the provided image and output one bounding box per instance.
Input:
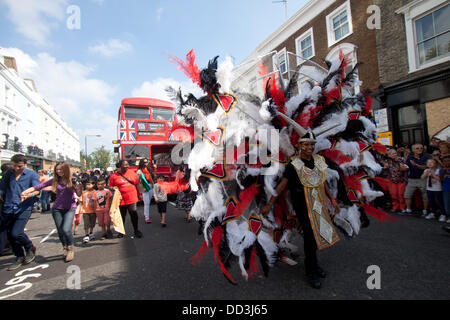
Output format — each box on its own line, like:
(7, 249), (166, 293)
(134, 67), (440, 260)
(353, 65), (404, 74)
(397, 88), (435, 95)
(381, 138), (450, 224)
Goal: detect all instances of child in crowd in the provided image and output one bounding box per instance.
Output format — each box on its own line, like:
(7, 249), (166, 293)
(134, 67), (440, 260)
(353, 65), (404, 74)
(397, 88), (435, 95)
(422, 158), (445, 221)
(93, 178), (113, 239)
(80, 179), (97, 243)
(73, 179), (83, 235)
(440, 155), (450, 224)
(153, 175), (168, 227)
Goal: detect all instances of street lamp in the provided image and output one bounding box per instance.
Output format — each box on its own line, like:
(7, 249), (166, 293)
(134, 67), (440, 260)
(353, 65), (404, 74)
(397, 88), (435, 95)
(85, 134), (101, 169)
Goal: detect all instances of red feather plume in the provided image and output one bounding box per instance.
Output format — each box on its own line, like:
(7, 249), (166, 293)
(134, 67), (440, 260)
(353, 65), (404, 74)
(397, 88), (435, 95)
(246, 247), (259, 278)
(321, 149), (353, 165)
(232, 184), (259, 219)
(372, 143), (387, 155)
(362, 203), (399, 224)
(343, 175), (363, 194)
(211, 226), (237, 285)
(168, 49), (201, 88)
(189, 241), (209, 266)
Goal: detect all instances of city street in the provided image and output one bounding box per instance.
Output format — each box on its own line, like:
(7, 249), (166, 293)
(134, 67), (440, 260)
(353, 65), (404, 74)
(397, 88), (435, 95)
(0, 202), (449, 301)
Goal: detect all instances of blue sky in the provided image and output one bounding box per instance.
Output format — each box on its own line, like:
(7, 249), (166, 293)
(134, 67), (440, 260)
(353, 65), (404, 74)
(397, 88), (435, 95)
(0, 0), (308, 154)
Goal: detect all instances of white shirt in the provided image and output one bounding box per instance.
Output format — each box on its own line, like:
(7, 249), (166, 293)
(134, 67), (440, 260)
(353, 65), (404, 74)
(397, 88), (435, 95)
(425, 169), (442, 191)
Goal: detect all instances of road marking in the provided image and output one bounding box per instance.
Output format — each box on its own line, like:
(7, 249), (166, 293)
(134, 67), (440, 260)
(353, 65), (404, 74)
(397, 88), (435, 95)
(29, 236), (42, 241)
(40, 229), (57, 244)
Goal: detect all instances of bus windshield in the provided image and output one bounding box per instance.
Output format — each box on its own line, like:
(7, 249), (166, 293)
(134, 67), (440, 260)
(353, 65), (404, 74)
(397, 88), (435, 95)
(152, 108), (174, 121)
(124, 107), (150, 119)
(124, 145), (149, 159)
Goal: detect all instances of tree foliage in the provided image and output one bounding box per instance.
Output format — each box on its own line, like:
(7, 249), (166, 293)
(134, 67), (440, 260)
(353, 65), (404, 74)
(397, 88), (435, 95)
(89, 146), (113, 170)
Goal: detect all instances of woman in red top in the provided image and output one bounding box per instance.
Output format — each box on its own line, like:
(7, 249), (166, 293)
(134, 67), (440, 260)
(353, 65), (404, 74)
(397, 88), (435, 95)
(108, 160), (143, 238)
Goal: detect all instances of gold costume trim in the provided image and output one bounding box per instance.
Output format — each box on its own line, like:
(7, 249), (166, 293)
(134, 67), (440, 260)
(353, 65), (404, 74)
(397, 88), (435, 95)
(291, 155), (340, 250)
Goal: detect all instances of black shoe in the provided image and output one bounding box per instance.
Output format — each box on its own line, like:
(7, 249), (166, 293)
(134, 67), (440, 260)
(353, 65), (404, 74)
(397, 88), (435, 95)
(134, 230), (143, 238)
(316, 266), (327, 278)
(306, 272), (322, 289)
(24, 246), (36, 265)
(117, 233), (124, 238)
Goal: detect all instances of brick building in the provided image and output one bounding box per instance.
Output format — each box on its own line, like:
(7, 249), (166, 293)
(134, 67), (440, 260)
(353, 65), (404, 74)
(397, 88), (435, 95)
(374, 0), (449, 146)
(233, 0), (381, 105)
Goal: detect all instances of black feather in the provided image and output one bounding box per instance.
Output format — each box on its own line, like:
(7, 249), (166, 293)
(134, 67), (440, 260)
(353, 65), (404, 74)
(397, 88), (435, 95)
(243, 245), (253, 270)
(200, 56), (220, 95)
(265, 78), (272, 101)
(219, 224), (234, 269)
(284, 70), (300, 100)
(342, 63), (361, 86)
(184, 94), (218, 115)
(255, 241), (270, 277)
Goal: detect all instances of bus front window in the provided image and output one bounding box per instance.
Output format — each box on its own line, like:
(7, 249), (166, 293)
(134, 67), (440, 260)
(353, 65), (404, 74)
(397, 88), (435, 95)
(124, 107), (150, 119)
(124, 145), (150, 159)
(152, 108), (174, 121)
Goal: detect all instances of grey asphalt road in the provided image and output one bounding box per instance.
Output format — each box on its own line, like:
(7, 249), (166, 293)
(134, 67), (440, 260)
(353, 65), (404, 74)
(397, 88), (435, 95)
(0, 202), (449, 301)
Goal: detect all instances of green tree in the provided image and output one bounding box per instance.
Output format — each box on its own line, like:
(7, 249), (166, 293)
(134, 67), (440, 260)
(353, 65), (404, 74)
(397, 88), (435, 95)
(90, 146), (113, 170)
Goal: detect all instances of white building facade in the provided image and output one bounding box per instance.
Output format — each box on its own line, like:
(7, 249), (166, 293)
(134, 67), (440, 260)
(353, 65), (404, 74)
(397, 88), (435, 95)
(0, 55), (80, 170)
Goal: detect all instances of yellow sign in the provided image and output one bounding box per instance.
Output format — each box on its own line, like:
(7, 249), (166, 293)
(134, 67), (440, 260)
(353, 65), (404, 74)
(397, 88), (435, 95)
(377, 131), (393, 146)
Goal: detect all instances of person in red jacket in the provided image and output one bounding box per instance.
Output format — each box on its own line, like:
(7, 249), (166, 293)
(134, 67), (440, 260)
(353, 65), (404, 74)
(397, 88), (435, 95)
(108, 160), (143, 239)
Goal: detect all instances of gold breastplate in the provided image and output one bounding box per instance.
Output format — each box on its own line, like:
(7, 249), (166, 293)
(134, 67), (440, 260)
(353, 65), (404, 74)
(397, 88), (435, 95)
(291, 154), (327, 188)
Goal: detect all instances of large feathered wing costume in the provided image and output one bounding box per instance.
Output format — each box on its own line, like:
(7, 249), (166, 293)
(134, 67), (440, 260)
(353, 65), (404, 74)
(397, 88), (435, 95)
(167, 49), (396, 284)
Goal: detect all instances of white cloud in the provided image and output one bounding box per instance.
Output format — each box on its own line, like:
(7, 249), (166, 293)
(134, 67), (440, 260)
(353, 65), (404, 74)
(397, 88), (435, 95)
(156, 7), (164, 21)
(0, 47), (117, 151)
(1, 0), (68, 45)
(88, 39), (133, 57)
(131, 78), (203, 101)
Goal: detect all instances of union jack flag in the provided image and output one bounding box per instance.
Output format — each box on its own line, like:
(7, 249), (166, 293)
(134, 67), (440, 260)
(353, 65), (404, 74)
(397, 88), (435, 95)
(120, 120), (136, 141)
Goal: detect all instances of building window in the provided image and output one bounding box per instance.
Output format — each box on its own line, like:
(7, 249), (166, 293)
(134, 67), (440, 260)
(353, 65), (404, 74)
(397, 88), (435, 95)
(296, 28), (315, 65)
(275, 49), (288, 74)
(396, 0), (450, 73)
(415, 3), (450, 66)
(326, 0), (353, 47)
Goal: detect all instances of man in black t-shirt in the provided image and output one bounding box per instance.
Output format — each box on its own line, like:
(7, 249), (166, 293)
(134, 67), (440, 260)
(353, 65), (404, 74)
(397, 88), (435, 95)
(260, 132), (340, 289)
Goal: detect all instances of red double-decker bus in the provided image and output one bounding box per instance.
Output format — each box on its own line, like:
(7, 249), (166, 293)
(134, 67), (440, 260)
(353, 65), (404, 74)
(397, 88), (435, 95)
(114, 97), (183, 179)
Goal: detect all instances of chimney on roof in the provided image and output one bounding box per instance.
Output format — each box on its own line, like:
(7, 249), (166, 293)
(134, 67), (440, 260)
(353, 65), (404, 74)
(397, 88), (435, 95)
(3, 56), (18, 72)
(24, 78), (38, 92)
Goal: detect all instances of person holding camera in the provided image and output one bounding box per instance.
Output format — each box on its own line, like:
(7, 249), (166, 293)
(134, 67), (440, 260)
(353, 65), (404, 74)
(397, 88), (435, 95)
(22, 161), (80, 262)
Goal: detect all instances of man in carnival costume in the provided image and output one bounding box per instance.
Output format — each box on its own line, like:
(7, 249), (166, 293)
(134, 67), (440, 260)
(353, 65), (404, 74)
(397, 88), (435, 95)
(260, 125), (340, 289)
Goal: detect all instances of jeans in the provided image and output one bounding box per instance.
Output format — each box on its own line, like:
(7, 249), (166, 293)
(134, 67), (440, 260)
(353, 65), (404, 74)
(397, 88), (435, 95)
(142, 190), (153, 220)
(40, 190), (51, 212)
(443, 191), (450, 217)
(52, 208), (76, 247)
(427, 191), (445, 216)
(0, 210), (33, 258)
